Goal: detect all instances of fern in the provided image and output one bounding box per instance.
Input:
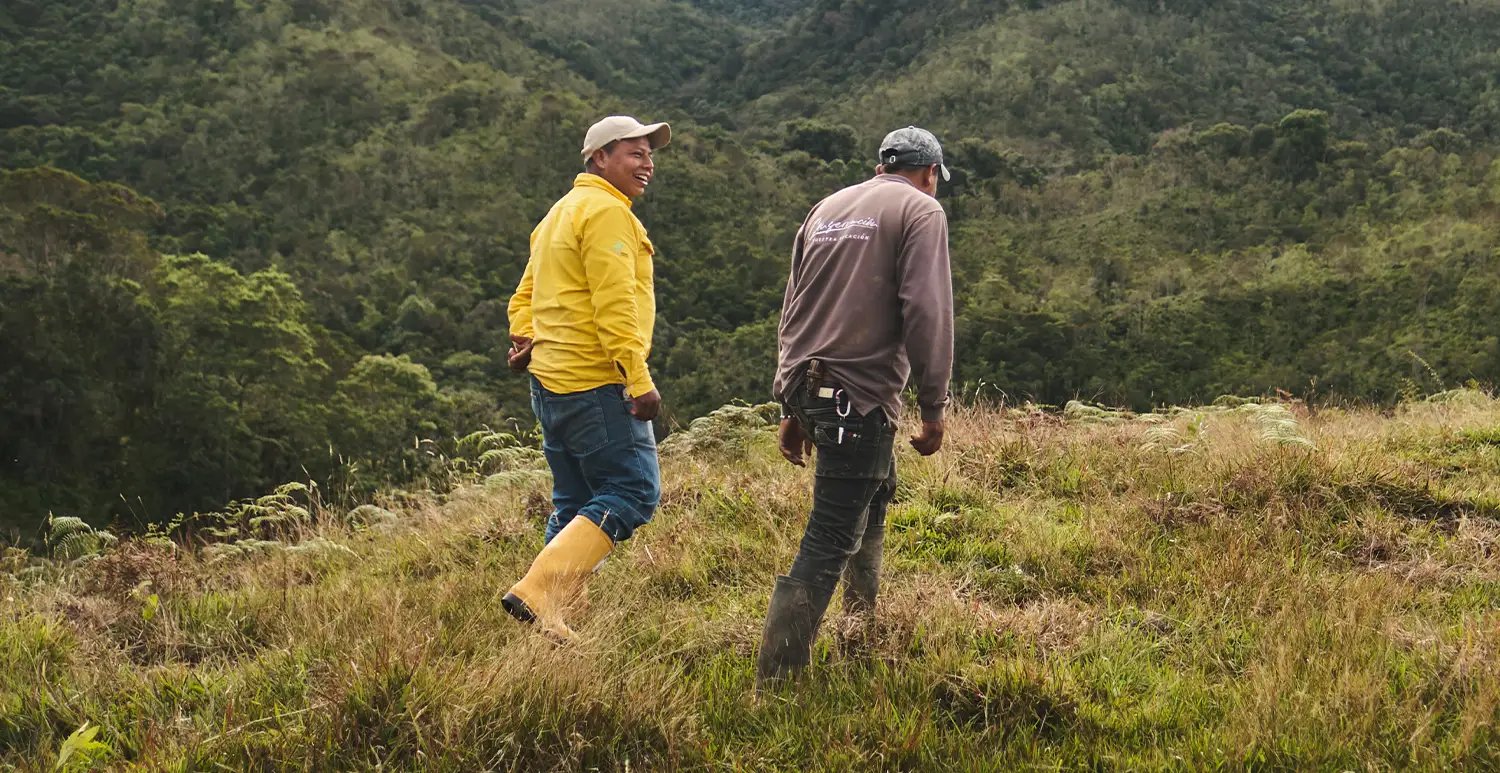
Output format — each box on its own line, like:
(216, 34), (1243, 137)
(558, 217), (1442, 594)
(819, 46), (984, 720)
(192, 482), (320, 542)
(457, 429), (519, 453)
(1426, 387), (1491, 405)
(45, 514), (117, 562)
(484, 469), (554, 489)
(1141, 422), (1182, 450)
(346, 504), (399, 530)
(271, 481), (311, 498)
(659, 403), (779, 457)
(429, 428), (541, 488)
(203, 539), (284, 564)
(284, 538), (356, 558)
(477, 446), (546, 470)
(45, 516), (91, 541)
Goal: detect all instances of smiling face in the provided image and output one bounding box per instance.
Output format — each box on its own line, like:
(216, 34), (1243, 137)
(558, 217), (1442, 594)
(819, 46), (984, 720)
(590, 136), (655, 198)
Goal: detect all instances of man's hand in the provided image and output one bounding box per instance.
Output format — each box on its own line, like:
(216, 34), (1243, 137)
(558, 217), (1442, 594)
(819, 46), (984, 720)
(909, 420), (945, 456)
(779, 417), (813, 467)
(507, 334), (533, 373)
(629, 389), (661, 422)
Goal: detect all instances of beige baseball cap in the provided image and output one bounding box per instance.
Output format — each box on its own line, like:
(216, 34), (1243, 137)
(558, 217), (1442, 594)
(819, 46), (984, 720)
(581, 115), (671, 158)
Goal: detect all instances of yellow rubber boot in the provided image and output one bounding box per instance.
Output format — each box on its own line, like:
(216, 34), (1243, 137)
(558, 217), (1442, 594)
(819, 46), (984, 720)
(502, 515), (613, 641)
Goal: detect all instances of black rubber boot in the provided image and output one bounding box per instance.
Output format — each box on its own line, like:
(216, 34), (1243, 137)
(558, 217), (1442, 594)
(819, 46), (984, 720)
(755, 575), (835, 688)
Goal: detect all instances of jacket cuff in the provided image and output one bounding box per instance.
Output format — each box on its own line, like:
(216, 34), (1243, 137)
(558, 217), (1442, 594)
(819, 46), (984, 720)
(625, 371), (656, 398)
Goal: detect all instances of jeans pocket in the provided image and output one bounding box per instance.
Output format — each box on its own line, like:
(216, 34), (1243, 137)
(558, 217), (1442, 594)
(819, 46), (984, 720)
(811, 412), (891, 480)
(544, 390), (611, 456)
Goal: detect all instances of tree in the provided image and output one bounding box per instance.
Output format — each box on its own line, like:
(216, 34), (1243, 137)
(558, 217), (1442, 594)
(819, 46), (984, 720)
(0, 167), (163, 531)
(781, 119), (858, 162)
(142, 253), (330, 513)
(332, 354), (442, 481)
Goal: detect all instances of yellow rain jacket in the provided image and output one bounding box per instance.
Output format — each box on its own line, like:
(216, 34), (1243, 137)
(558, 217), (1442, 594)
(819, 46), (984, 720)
(508, 174), (656, 397)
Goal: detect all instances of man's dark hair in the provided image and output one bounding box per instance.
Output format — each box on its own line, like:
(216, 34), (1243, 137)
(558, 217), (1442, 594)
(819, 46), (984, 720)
(881, 161), (925, 175)
(584, 140), (620, 172)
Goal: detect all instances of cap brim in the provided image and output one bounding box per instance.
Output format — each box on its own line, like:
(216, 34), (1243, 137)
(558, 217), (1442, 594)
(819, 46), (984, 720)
(939, 163), (951, 182)
(621, 122), (671, 150)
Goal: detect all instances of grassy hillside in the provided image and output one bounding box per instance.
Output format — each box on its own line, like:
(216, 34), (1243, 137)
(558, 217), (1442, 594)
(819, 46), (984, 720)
(5, 393), (1500, 768)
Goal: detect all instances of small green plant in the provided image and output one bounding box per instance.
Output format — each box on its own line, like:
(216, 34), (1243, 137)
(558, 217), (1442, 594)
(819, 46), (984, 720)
(53, 722), (110, 771)
(139, 592), (160, 623)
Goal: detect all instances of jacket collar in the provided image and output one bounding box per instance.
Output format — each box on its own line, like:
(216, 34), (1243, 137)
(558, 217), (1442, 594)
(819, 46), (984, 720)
(575, 173), (633, 207)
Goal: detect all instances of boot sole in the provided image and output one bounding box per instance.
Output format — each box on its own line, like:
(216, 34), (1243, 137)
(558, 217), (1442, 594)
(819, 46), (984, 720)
(501, 592), (536, 623)
(503, 593), (576, 643)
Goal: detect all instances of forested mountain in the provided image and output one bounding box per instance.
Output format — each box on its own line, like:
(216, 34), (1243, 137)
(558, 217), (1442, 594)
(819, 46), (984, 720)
(4, 0), (1500, 533)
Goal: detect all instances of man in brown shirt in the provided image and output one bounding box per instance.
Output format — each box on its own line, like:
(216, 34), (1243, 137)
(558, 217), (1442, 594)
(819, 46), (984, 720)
(757, 126), (955, 686)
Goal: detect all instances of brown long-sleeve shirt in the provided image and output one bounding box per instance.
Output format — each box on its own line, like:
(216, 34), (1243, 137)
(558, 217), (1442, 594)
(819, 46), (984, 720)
(773, 174), (954, 422)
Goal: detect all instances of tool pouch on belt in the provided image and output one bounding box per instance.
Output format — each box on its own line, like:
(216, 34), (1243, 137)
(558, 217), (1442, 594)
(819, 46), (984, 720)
(780, 359), (824, 422)
(804, 358), (826, 400)
(791, 363), (895, 480)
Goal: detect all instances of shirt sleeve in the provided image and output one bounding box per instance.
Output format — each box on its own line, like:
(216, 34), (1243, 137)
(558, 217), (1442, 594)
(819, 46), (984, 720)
(580, 205), (655, 397)
(506, 254), (536, 339)
(772, 221), (808, 400)
(896, 209), (954, 422)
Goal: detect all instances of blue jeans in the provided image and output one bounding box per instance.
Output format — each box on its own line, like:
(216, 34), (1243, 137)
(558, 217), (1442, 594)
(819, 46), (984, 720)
(530, 377), (660, 544)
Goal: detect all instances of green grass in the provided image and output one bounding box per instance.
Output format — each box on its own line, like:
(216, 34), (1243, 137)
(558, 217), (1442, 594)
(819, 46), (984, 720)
(4, 394), (1500, 769)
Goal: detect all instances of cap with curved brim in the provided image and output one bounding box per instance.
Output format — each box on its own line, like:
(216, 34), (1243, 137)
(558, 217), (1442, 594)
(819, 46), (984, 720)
(879, 125), (950, 181)
(881, 152), (951, 182)
(581, 116), (671, 158)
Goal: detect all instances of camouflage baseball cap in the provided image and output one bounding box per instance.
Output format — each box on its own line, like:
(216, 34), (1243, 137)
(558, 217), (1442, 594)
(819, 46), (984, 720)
(878, 126), (950, 181)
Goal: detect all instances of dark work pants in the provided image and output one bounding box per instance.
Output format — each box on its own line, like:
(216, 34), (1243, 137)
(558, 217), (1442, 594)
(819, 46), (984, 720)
(784, 389), (897, 596)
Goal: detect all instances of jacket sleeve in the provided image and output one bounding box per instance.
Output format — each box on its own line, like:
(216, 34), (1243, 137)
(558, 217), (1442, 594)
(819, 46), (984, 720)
(772, 221), (808, 400)
(896, 209), (954, 422)
(580, 205), (655, 397)
(506, 255), (537, 339)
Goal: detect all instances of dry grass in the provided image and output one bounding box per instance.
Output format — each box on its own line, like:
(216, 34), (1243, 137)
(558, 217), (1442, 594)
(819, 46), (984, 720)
(4, 393), (1500, 769)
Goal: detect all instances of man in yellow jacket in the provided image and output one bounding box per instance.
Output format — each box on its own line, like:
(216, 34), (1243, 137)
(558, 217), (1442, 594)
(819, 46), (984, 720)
(500, 115), (668, 640)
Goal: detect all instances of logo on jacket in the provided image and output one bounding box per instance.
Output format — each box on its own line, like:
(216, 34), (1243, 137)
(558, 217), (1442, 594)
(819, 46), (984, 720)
(810, 217), (879, 244)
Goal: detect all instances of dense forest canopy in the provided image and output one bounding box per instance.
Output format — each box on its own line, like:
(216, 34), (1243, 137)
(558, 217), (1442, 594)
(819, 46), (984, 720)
(4, 0), (1500, 534)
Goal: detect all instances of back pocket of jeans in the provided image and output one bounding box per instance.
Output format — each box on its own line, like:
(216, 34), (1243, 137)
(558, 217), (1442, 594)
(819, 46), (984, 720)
(547, 394), (610, 456)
